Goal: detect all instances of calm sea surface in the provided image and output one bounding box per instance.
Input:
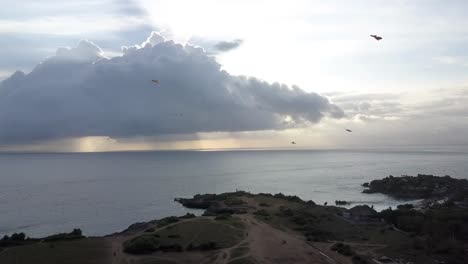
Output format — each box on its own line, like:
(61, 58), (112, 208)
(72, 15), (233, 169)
(1, 149), (467, 237)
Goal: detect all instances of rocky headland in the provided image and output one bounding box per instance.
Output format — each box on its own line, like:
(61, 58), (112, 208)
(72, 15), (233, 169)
(362, 174), (468, 205)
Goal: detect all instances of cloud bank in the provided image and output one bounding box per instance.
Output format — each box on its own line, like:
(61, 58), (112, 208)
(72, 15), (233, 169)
(0, 32), (343, 145)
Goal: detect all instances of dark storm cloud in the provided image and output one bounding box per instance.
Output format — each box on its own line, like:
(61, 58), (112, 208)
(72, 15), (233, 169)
(0, 32), (343, 144)
(213, 39), (243, 52)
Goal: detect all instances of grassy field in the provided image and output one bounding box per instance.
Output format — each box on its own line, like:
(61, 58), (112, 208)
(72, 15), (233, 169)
(127, 217), (245, 252)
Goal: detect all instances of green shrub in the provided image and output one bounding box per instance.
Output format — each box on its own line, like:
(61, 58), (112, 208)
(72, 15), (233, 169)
(352, 255), (371, 264)
(144, 227), (155, 233)
(198, 241), (218, 250)
(254, 209), (269, 216)
(225, 197), (246, 206)
(215, 214), (232, 220)
(278, 207), (294, 216)
(186, 241), (218, 251)
(157, 216), (180, 227)
(1, 233), (26, 242)
(43, 229), (84, 242)
(123, 236), (160, 254)
(159, 243), (183, 252)
(292, 216), (308, 226)
(331, 242), (354, 256)
(10, 233), (26, 241)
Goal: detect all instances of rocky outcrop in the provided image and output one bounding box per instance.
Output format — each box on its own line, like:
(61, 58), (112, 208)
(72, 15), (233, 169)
(362, 174), (468, 201)
(175, 192), (249, 215)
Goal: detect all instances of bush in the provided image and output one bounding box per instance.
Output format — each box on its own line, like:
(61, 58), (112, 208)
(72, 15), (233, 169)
(157, 216), (180, 227)
(331, 242), (354, 256)
(159, 243), (183, 252)
(272, 193), (304, 203)
(254, 209), (269, 217)
(1, 233), (26, 242)
(198, 241), (218, 251)
(144, 227), (155, 233)
(43, 229), (84, 242)
(123, 236), (160, 254)
(305, 226), (333, 242)
(292, 216), (308, 226)
(278, 207), (294, 216)
(225, 197), (246, 206)
(352, 255), (371, 264)
(259, 202), (270, 207)
(215, 214), (232, 220)
(10, 233), (26, 241)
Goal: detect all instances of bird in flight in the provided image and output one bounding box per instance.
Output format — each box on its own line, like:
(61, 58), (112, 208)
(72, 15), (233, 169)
(370, 34), (382, 41)
(346, 129), (352, 132)
(151, 80), (160, 84)
(291, 141), (296, 145)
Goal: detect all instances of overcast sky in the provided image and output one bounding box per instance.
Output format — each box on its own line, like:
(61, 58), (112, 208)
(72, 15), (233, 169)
(1, 0), (467, 151)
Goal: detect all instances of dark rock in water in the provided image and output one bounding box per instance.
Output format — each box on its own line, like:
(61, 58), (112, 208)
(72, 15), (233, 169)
(361, 182), (369, 187)
(361, 174), (468, 201)
(335, 200), (350, 206)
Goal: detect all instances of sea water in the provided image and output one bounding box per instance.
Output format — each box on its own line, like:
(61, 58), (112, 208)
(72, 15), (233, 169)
(1, 149), (467, 237)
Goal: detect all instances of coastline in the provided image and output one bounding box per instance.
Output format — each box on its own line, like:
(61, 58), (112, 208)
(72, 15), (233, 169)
(1, 174), (467, 264)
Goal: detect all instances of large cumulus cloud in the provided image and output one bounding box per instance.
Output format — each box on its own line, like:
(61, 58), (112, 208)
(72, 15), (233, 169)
(0, 32), (343, 144)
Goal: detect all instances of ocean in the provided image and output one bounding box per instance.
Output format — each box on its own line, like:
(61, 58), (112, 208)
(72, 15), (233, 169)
(1, 149), (467, 237)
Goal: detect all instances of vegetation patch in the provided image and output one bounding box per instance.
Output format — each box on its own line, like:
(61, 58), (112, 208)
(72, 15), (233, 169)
(157, 216), (180, 228)
(123, 235), (160, 254)
(123, 217), (245, 255)
(215, 214), (233, 220)
(330, 242), (354, 256)
(43, 229), (84, 243)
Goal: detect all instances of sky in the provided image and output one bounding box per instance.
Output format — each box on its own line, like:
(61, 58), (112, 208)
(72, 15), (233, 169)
(0, 0), (468, 151)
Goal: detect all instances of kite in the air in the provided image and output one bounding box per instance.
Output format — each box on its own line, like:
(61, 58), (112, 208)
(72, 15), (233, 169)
(370, 34), (382, 41)
(346, 129), (352, 132)
(152, 80), (160, 84)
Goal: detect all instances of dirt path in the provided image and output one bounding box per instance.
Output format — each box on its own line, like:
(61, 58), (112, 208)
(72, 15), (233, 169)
(108, 214), (352, 264)
(211, 236), (248, 264)
(240, 215), (335, 264)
